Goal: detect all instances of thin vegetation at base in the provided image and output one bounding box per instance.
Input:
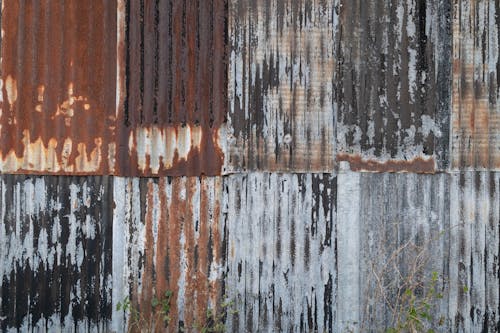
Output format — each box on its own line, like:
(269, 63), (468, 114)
(117, 292), (237, 333)
(116, 290), (173, 333)
(363, 226), (467, 333)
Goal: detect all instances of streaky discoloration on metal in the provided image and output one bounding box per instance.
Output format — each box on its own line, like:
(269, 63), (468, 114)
(0, 175), (112, 332)
(0, 1), (117, 175)
(337, 170), (499, 332)
(336, 0), (451, 173)
(451, 0), (500, 170)
(226, 0), (336, 173)
(116, 0), (228, 176)
(223, 173), (336, 332)
(112, 177), (224, 332)
(337, 153), (436, 173)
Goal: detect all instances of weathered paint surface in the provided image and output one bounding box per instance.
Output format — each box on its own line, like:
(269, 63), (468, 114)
(336, 0), (452, 173)
(451, 0), (500, 170)
(223, 173), (336, 332)
(116, 0), (228, 176)
(226, 0), (336, 173)
(0, 176), (112, 332)
(0, 1), (117, 175)
(337, 170), (499, 332)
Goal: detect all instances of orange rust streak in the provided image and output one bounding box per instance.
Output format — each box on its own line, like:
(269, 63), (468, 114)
(337, 154), (436, 173)
(138, 180), (155, 329)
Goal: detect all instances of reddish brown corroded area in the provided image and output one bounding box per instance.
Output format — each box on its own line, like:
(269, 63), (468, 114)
(116, 0), (227, 176)
(337, 154), (436, 173)
(0, 1), (117, 174)
(133, 178), (224, 331)
(0, 0), (227, 176)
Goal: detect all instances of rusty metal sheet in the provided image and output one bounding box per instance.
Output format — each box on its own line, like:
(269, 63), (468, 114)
(451, 0), (500, 170)
(0, 175), (113, 332)
(112, 176), (224, 332)
(337, 169), (499, 332)
(336, 0), (451, 173)
(0, 0), (227, 177)
(225, 0), (336, 173)
(0, 1), (117, 175)
(116, 0), (228, 176)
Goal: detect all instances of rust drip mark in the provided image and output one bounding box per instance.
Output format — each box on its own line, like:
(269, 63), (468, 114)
(0, 0), (117, 175)
(337, 154), (436, 173)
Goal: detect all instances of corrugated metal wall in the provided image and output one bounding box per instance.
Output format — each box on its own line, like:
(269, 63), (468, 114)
(1, 0), (499, 332)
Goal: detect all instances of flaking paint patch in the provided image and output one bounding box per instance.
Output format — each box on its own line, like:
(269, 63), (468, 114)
(227, 0), (336, 172)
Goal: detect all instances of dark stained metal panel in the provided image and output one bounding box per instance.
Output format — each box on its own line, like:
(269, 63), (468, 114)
(337, 170), (499, 332)
(225, 0), (336, 173)
(116, 0), (228, 176)
(0, 1), (117, 175)
(112, 176), (225, 332)
(336, 0), (452, 173)
(0, 175), (113, 332)
(451, 0), (500, 170)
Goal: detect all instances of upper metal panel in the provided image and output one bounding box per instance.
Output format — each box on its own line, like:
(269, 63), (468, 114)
(0, 1), (117, 175)
(451, 0), (500, 170)
(116, 0), (227, 176)
(336, 0), (451, 173)
(225, 0), (337, 173)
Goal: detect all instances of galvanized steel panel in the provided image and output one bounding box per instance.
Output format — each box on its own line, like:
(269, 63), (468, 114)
(451, 0), (500, 170)
(223, 173), (336, 332)
(337, 170), (499, 332)
(336, 0), (452, 173)
(0, 175), (113, 332)
(0, 1), (117, 175)
(117, 0), (228, 176)
(226, 0), (336, 173)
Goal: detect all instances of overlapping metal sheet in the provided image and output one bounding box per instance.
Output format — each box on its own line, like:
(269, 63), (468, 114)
(0, 176), (112, 332)
(336, 0), (451, 172)
(226, 0), (336, 172)
(451, 0), (500, 170)
(337, 170), (499, 332)
(116, 0), (227, 176)
(0, 1), (117, 175)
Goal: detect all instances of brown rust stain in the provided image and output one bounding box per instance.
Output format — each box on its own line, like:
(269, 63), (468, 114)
(337, 153), (436, 173)
(451, 0), (500, 169)
(0, 0), (117, 174)
(116, 0), (227, 176)
(133, 177), (223, 331)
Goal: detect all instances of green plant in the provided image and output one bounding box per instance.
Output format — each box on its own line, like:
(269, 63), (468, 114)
(363, 226), (455, 333)
(116, 290), (174, 333)
(193, 298), (238, 333)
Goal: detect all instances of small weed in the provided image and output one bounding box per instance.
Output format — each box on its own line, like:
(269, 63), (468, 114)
(116, 290), (174, 333)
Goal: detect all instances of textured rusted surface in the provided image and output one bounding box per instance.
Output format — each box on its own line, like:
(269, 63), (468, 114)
(0, 175), (113, 332)
(336, 0), (451, 173)
(116, 0), (227, 176)
(0, 1), (117, 175)
(451, 0), (500, 170)
(226, 0), (336, 173)
(112, 177), (224, 332)
(337, 171), (499, 332)
(337, 154), (436, 173)
(113, 173), (336, 332)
